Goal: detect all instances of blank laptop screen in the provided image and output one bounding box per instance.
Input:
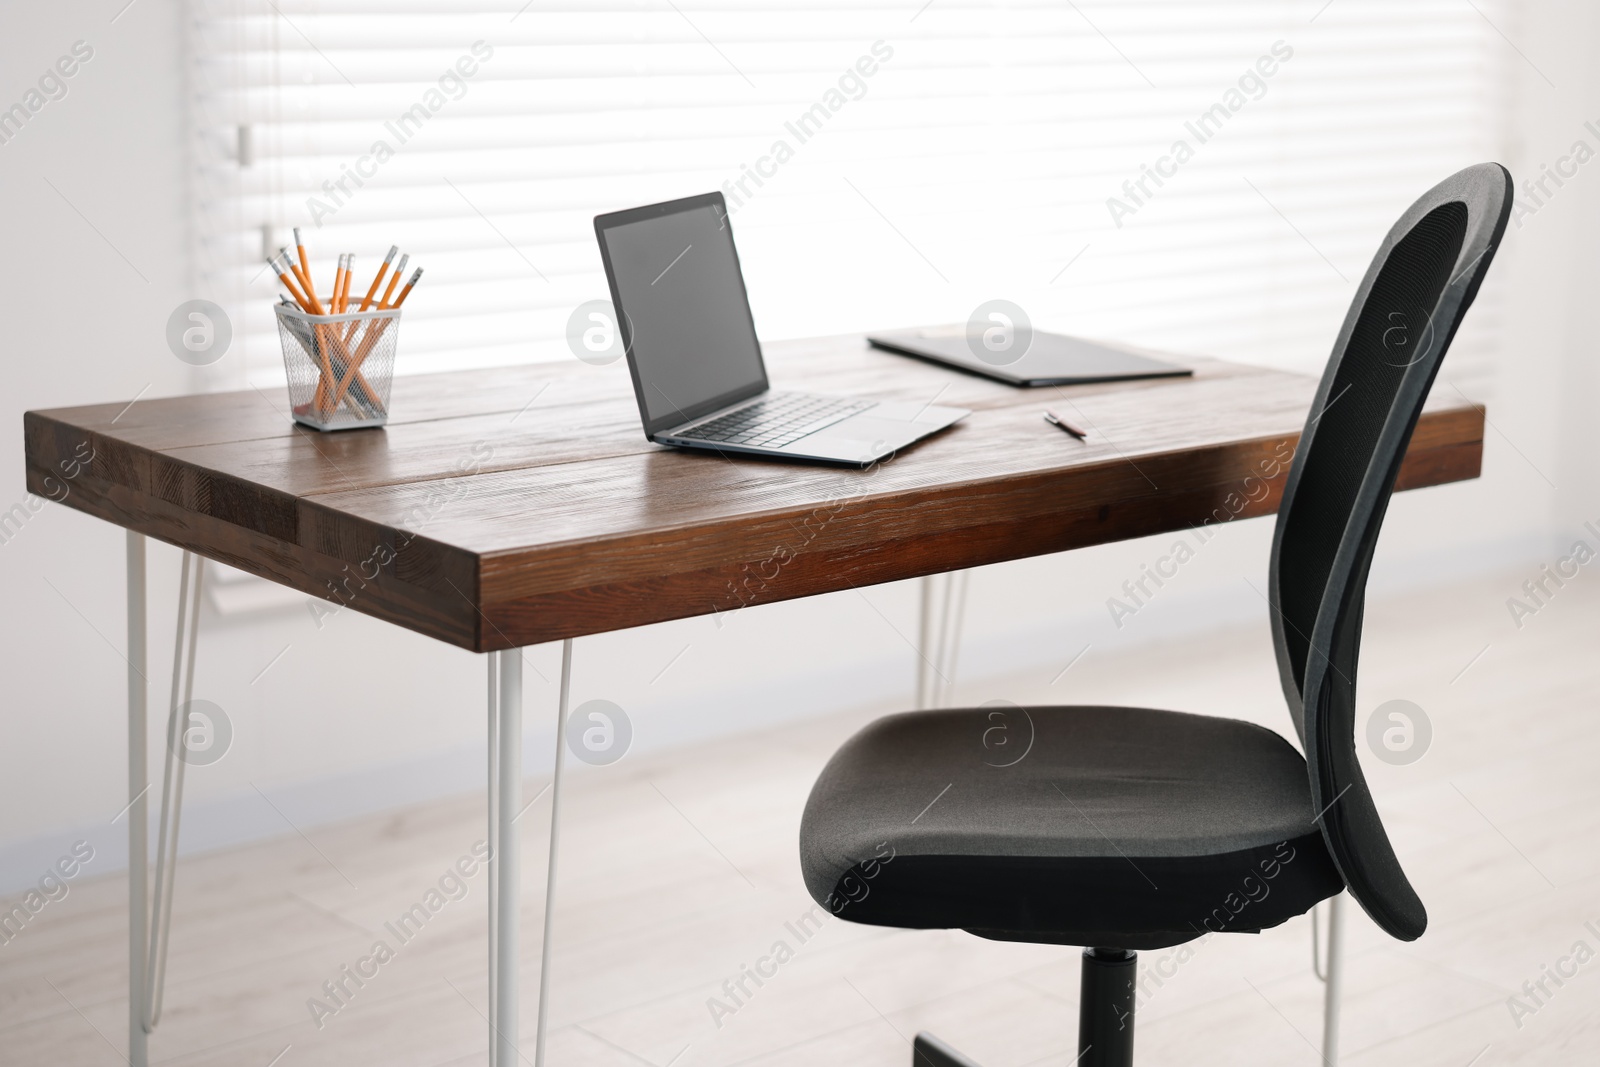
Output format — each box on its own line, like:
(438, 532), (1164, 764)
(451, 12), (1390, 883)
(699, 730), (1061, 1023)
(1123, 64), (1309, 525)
(600, 202), (766, 427)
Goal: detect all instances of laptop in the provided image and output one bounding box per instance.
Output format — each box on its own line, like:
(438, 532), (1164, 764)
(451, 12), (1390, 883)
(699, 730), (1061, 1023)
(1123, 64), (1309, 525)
(594, 192), (968, 467)
(868, 325), (1192, 387)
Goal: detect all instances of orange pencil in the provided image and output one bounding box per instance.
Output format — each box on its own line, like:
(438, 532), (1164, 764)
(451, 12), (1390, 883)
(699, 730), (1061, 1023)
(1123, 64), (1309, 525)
(330, 267), (423, 412)
(390, 267), (423, 308)
(276, 246), (374, 416)
(357, 246), (395, 311)
(378, 253), (408, 308)
(355, 268), (421, 360)
(274, 252), (340, 410)
(332, 254), (378, 410)
(364, 266), (422, 360)
(293, 229), (315, 303)
(269, 253), (313, 312)
(341, 255), (356, 312)
(326, 254), (348, 408)
(286, 245), (357, 410)
(344, 245), (398, 344)
(281, 247), (326, 315)
(322, 254), (347, 409)
(332, 254), (348, 314)
(274, 251), (344, 396)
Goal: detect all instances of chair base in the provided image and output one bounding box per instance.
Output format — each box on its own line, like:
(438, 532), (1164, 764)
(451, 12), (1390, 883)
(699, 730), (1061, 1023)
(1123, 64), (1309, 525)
(913, 1031), (984, 1067)
(912, 948), (1137, 1066)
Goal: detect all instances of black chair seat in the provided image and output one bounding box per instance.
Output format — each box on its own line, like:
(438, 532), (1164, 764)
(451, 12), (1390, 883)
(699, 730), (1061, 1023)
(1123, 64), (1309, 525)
(800, 706), (1344, 950)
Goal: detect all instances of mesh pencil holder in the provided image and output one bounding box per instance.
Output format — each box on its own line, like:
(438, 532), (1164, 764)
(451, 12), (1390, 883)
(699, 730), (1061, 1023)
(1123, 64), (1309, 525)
(274, 302), (401, 431)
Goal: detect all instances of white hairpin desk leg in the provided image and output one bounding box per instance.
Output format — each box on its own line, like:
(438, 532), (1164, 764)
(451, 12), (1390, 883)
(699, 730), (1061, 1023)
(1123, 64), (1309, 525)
(486, 656), (501, 1066)
(916, 575), (935, 707)
(145, 554), (204, 1033)
(533, 639), (572, 1067)
(916, 571), (970, 709)
(126, 532), (149, 1067)
(493, 650), (522, 1066)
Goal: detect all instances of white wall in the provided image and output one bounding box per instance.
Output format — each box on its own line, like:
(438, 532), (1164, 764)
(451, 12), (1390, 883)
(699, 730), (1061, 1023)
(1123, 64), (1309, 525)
(2, 1), (193, 885)
(1, 1), (1592, 893)
(1519, 3), (1600, 521)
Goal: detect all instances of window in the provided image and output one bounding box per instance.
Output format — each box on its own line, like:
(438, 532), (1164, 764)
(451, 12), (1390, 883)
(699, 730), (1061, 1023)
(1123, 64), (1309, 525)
(192, 1), (1509, 396)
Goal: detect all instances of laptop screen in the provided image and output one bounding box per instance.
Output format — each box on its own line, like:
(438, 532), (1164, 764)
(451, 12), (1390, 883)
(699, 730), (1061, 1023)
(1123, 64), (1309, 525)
(596, 195), (768, 432)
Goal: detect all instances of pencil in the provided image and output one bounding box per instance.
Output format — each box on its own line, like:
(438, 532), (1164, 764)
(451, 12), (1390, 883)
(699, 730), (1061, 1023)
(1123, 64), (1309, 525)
(318, 254), (346, 410)
(269, 254), (313, 313)
(316, 334), (340, 411)
(276, 239), (394, 420)
(330, 267), (423, 412)
(274, 252), (361, 412)
(281, 248), (326, 315)
(291, 240), (354, 411)
(341, 255), (356, 312)
(378, 253), (409, 308)
(328, 254), (386, 413)
(356, 267), (421, 359)
(293, 229), (314, 303)
(356, 246), (396, 312)
(390, 266), (423, 308)
(334, 255), (388, 415)
(332, 254), (348, 315)
(336, 255), (382, 413)
(344, 245), (397, 345)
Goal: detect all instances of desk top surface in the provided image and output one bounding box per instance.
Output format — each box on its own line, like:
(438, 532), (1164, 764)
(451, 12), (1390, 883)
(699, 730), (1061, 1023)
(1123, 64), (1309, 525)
(24, 335), (1484, 651)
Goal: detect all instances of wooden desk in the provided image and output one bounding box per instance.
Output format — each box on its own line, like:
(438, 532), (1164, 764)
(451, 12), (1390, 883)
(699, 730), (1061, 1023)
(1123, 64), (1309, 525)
(25, 336), (1480, 651)
(22, 335), (1483, 1065)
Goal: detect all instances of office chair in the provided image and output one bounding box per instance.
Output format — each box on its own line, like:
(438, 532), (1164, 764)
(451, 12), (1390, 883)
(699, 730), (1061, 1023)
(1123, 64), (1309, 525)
(798, 162), (1512, 1067)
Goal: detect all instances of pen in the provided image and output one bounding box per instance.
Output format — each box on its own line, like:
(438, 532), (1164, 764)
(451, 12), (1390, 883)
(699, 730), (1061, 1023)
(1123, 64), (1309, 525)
(1044, 409), (1088, 440)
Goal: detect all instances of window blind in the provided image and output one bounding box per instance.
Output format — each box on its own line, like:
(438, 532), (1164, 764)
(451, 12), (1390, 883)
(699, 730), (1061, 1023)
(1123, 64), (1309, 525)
(190, 0), (1510, 395)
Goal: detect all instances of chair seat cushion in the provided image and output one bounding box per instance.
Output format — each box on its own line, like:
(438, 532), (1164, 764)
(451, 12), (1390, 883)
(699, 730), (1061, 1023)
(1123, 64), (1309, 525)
(799, 706), (1344, 950)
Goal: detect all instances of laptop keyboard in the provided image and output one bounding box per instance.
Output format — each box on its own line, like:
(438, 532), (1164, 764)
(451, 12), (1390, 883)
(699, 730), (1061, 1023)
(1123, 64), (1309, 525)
(676, 392), (875, 449)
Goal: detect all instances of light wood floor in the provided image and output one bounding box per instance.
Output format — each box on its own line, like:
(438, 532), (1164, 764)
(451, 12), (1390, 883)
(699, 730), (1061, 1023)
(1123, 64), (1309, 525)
(3, 569), (1598, 1066)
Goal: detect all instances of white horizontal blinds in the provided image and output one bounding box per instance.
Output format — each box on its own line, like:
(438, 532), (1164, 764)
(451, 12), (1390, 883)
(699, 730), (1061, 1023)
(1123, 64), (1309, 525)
(191, 1), (1507, 394)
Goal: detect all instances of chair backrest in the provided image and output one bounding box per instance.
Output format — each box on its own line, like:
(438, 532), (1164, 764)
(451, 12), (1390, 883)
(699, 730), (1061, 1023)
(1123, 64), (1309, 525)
(1268, 163), (1511, 941)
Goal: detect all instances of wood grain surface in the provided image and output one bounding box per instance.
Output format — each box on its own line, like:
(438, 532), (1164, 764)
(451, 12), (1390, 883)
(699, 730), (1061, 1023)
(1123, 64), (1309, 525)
(22, 335), (1484, 651)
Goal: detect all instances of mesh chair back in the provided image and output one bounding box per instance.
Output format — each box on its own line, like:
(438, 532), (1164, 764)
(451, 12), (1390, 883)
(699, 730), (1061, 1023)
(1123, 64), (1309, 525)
(1268, 163), (1511, 941)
